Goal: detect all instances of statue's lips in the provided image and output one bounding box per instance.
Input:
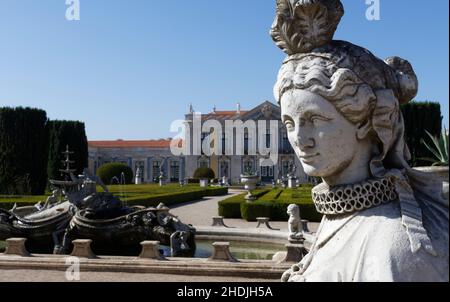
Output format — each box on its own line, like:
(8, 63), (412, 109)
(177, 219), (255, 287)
(299, 153), (320, 163)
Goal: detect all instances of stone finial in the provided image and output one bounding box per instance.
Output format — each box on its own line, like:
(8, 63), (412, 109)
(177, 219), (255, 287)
(209, 242), (238, 262)
(256, 217), (278, 230)
(139, 241), (165, 260)
(273, 243), (305, 263)
(4, 238), (30, 257)
(71, 239), (96, 258)
(211, 216), (229, 228)
(301, 219), (311, 233)
(270, 0), (344, 55)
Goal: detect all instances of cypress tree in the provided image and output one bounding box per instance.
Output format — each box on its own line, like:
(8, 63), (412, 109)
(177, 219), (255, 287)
(47, 120), (88, 182)
(401, 102), (443, 167)
(0, 107), (48, 195)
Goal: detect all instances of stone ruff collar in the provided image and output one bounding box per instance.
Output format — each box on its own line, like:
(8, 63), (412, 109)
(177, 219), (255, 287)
(312, 177), (399, 216)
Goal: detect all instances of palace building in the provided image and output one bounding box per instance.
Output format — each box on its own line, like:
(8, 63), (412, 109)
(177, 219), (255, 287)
(88, 101), (308, 184)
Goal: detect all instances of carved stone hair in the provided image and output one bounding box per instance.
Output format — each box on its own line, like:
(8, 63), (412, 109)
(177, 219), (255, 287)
(274, 41), (419, 125)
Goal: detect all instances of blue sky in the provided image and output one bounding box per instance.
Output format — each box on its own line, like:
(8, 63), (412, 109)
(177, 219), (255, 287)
(0, 0), (448, 140)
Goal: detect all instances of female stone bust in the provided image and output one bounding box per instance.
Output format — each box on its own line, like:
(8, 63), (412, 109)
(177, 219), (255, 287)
(271, 0), (449, 282)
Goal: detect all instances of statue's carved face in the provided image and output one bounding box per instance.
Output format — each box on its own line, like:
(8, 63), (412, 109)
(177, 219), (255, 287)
(281, 89), (360, 179)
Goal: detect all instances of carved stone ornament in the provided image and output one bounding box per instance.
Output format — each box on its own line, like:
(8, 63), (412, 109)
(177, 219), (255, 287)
(270, 0), (344, 55)
(261, 104), (273, 118)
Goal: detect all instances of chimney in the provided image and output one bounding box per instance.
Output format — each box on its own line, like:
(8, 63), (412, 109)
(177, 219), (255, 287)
(237, 103), (241, 115)
(213, 105), (217, 113)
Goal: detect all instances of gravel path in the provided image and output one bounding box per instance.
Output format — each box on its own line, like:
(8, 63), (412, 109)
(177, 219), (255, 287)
(170, 190), (319, 232)
(0, 269), (274, 282)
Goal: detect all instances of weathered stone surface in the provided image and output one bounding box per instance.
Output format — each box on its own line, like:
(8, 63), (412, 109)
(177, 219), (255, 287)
(71, 239), (96, 259)
(274, 244), (305, 263)
(139, 241), (165, 260)
(4, 238), (30, 257)
(208, 242), (237, 262)
(211, 216), (227, 227)
(301, 220), (311, 233)
(0, 253), (289, 280)
(272, 0), (448, 283)
(256, 217), (277, 230)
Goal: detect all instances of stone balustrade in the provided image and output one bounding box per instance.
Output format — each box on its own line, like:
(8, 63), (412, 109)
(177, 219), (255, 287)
(139, 241), (165, 260)
(211, 216), (228, 227)
(256, 217), (278, 230)
(208, 242), (237, 262)
(4, 238), (30, 257)
(71, 239), (97, 259)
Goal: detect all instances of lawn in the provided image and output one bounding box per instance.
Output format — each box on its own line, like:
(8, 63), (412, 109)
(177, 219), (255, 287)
(0, 184), (228, 210)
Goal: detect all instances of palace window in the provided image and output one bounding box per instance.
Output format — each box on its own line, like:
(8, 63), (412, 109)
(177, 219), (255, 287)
(282, 161), (289, 177)
(199, 160), (209, 168)
(244, 132), (249, 155)
(170, 161), (180, 182)
(152, 161), (161, 181)
(222, 133), (226, 155)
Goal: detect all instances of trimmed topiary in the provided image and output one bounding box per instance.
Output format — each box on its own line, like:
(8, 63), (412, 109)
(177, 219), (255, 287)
(97, 163), (133, 185)
(193, 167), (215, 180)
(218, 187), (323, 222)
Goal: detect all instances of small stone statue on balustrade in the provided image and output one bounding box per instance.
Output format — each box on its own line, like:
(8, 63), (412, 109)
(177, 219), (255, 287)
(287, 204), (303, 244)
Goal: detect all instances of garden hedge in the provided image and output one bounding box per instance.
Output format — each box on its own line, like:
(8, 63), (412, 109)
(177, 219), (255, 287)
(0, 107), (48, 195)
(219, 186), (323, 222)
(0, 187), (228, 210)
(193, 167), (215, 179)
(218, 189), (271, 218)
(97, 163), (134, 185)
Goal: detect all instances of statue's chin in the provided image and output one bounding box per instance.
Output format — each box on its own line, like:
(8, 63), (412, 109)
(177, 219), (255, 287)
(301, 159), (354, 181)
(302, 164), (325, 178)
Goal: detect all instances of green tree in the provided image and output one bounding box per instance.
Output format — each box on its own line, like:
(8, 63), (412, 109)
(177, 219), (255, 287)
(97, 163), (133, 185)
(0, 107), (48, 195)
(47, 120), (88, 182)
(401, 102), (443, 167)
(193, 167), (215, 180)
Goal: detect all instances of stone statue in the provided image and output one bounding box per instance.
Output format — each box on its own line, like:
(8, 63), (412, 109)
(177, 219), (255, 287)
(287, 160), (296, 177)
(135, 166), (143, 185)
(287, 204), (303, 243)
(170, 231), (190, 257)
(271, 0), (449, 282)
(43, 189), (61, 209)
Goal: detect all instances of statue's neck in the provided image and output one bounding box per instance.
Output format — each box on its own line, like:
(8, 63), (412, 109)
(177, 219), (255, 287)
(322, 142), (373, 187)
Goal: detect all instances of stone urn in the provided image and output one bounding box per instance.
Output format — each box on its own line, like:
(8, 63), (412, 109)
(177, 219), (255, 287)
(414, 166), (449, 200)
(240, 174), (260, 202)
(199, 178), (208, 188)
(288, 176), (297, 189)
